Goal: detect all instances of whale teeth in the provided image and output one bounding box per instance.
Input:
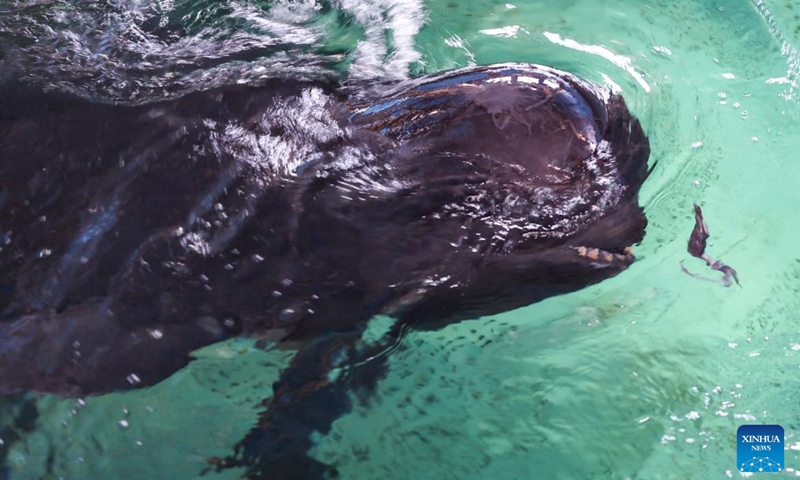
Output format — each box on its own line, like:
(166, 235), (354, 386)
(573, 246), (634, 263)
(573, 246), (601, 260)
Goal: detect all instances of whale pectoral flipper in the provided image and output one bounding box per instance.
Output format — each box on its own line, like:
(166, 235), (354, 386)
(211, 328), (398, 480)
(0, 300), (239, 396)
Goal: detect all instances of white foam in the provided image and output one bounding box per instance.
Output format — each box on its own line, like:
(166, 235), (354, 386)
(336, 0), (426, 80)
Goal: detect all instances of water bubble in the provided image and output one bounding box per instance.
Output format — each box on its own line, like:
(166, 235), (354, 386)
(734, 413), (756, 421)
(279, 308), (296, 323)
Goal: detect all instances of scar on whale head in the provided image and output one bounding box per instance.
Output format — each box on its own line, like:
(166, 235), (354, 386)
(0, 63), (651, 479)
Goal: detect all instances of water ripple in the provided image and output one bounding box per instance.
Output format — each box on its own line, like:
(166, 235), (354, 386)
(0, 0), (426, 103)
(750, 0), (800, 101)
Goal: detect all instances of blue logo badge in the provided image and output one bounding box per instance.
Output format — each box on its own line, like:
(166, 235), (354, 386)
(737, 424), (784, 473)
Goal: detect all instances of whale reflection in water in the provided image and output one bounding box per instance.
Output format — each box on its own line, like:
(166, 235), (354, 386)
(0, 63), (650, 479)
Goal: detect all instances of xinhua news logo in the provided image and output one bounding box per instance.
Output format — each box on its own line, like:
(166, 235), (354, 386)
(737, 424), (784, 473)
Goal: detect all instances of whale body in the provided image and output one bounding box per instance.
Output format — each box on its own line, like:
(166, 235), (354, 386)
(0, 63), (650, 478)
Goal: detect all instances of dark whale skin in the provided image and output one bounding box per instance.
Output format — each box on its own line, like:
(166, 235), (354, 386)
(0, 63), (650, 478)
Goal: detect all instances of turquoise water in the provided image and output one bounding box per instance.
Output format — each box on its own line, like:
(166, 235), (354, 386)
(2, 0), (800, 478)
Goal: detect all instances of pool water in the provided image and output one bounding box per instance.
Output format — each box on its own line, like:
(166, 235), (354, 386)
(1, 0), (799, 478)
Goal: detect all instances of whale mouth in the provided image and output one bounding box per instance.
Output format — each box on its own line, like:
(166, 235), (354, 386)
(572, 245), (634, 264)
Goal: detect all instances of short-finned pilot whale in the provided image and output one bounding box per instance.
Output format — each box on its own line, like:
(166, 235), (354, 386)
(0, 63), (651, 479)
